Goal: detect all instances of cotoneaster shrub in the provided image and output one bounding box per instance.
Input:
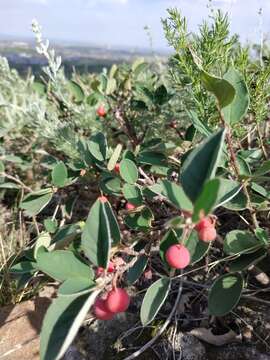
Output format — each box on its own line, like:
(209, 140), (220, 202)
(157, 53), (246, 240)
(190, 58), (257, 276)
(1, 8), (270, 360)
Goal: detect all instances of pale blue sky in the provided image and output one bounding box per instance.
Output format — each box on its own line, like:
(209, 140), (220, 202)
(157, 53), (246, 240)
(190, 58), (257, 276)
(0, 0), (269, 49)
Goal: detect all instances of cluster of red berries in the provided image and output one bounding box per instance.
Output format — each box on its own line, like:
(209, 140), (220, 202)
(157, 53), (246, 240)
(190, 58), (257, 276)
(164, 217), (217, 270)
(195, 217), (217, 243)
(93, 288), (130, 320)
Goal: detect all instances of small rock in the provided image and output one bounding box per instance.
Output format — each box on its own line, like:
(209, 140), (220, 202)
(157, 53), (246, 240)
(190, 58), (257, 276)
(0, 297), (51, 360)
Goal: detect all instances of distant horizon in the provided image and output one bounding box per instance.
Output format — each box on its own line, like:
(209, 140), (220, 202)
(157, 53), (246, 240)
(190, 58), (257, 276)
(0, 0), (269, 51)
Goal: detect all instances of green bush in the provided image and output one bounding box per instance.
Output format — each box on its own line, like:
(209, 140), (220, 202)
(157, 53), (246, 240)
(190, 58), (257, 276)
(1, 8), (270, 360)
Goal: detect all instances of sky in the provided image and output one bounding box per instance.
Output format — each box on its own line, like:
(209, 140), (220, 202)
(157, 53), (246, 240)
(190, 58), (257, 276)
(0, 0), (269, 50)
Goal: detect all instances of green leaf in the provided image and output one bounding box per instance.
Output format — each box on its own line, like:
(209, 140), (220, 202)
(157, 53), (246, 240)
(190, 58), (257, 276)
(181, 129), (226, 202)
(214, 179), (242, 208)
(159, 229), (179, 263)
(120, 159), (138, 184)
(222, 68), (249, 124)
(34, 232), (52, 259)
(68, 80), (85, 104)
(154, 85), (168, 106)
(208, 273), (243, 316)
(88, 133), (107, 162)
(185, 230), (210, 264)
(122, 183), (143, 206)
(192, 178), (221, 222)
(127, 255), (148, 285)
(138, 151), (167, 166)
(125, 207), (153, 231)
(255, 227), (269, 245)
(40, 290), (99, 360)
(103, 200), (121, 245)
(52, 162), (68, 187)
(140, 277), (171, 326)
(0, 182), (20, 189)
(9, 261), (37, 274)
(253, 160), (270, 177)
(222, 190), (247, 211)
(107, 144), (123, 171)
(36, 250), (91, 282)
(44, 218), (58, 233)
(51, 224), (80, 250)
(160, 180), (193, 211)
(81, 198), (112, 268)
(187, 110), (212, 137)
(100, 176), (121, 195)
(229, 249), (267, 272)
(58, 277), (95, 296)
(224, 230), (261, 255)
(0, 160), (4, 172)
(20, 188), (53, 216)
(200, 70), (235, 108)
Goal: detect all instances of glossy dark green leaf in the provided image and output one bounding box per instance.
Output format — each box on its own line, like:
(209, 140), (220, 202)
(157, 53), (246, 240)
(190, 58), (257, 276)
(208, 273), (244, 316)
(120, 159), (138, 184)
(40, 291), (99, 360)
(200, 70), (235, 108)
(229, 249), (267, 272)
(127, 255), (148, 285)
(58, 277), (95, 296)
(88, 133), (107, 162)
(160, 180), (193, 211)
(159, 229), (179, 263)
(222, 68), (249, 124)
(181, 129), (226, 202)
(122, 183), (143, 206)
(81, 198), (111, 268)
(193, 178), (221, 222)
(20, 188), (53, 216)
(125, 207), (153, 231)
(224, 230), (261, 255)
(140, 277), (171, 326)
(37, 250), (91, 282)
(185, 230), (210, 264)
(9, 261), (37, 274)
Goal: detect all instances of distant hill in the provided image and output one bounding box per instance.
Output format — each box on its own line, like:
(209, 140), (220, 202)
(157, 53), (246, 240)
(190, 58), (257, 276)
(0, 36), (168, 76)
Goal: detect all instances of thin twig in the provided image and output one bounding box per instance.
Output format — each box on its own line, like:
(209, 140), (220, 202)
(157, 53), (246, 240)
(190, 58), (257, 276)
(123, 275), (184, 360)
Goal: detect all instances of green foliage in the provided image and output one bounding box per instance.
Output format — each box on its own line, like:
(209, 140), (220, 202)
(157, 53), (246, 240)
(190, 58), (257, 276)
(40, 291), (99, 360)
(140, 277), (171, 326)
(181, 129), (226, 202)
(208, 273), (244, 316)
(2, 8), (270, 359)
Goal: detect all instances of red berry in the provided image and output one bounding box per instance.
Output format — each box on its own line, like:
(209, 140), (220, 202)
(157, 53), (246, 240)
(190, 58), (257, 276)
(114, 163), (120, 173)
(195, 217), (212, 232)
(107, 261), (115, 273)
(105, 288), (130, 313)
(97, 105), (106, 117)
(98, 196), (108, 203)
(125, 202), (136, 211)
(93, 298), (114, 320)
(96, 261), (115, 276)
(198, 226), (217, 242)
(165, 244), (190, 269)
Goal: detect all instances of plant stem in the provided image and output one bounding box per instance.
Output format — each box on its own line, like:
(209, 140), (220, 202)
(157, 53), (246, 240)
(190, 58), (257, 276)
(218, 108), (259, 229)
